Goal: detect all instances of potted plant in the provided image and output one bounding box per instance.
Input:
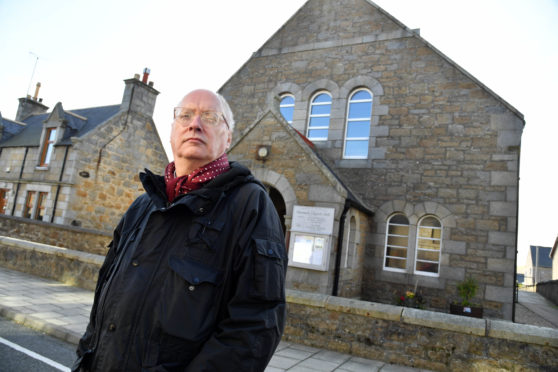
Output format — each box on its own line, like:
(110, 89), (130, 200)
(395, 281), (426, 309)
(396, 290), (426, 309)
(450, 277), (483, 318)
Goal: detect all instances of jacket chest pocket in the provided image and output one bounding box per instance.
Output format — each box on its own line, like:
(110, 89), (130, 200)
(159, 256), (224, 341)
(252, 239), (286, 302)
(183, 217), (225, 263)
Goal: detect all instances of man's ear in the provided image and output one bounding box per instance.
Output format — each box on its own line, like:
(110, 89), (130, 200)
(226, 131), (232, 149)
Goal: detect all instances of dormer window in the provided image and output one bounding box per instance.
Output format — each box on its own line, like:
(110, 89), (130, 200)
(40, 127), (57, 166)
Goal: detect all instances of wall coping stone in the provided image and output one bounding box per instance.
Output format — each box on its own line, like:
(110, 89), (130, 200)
(0, 214), (111, 236)
(402, 307), (486, 336)
(286, 289), (558, 348)
(0, 236), (104, 266)
(488, 319), (558, 347)
(326, 294), (402, 321)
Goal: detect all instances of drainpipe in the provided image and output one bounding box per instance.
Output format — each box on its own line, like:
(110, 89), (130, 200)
(512, 145), (521, 322)
(535, 247), (539, 285)
(50, 145), (69, 223)
(332, 200), (350, 296)
(11, 147), (29, 215)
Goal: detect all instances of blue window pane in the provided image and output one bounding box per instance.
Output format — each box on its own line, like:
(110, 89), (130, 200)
(313, 93), (331, 103)
(280, 106), (294, 123)
(44, 144), (55, 164)
(344, 140), (369, 157)
(308, 129), (328, 139)
(48, 129), (57, 141)
(348, 101), (372, 118)
(311, 103), (331, 115)
(309, 116), (330, 128)
(351, 90), (371, 101)
(347, 121), (370, 138)
(281, 96), (295, 106)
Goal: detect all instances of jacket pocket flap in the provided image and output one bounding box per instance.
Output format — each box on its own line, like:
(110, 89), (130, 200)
(195, 217), (225, 232)
(168, 256), (223, 285)
(254, 239), (284, 260)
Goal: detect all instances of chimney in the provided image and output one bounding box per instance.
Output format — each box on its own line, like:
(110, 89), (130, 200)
(121, 69), (159, 117)
(16, 82), (49, 121)
(142, 68), (150, 84)
(33, 82), (41, 101)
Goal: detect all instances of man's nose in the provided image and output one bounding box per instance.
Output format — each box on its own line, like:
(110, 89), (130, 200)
(186, 114), (203, 130)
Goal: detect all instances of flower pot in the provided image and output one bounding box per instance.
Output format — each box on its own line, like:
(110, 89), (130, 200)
(449, 303), (483, 318)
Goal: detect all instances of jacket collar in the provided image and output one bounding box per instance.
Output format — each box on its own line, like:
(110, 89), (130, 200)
(139, 161), (258, 210)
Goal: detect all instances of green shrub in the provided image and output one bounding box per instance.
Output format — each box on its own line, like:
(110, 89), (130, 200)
(457, 277), (478, 307)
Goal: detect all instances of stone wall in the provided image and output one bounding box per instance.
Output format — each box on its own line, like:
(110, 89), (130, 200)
(0, 237), (555, 370)
(0, 215), (111, 255)
(537, 280), (558, 306)
(285, 290), (558, 371)
(69, 110), (168, 232)
(0, 236), (104, 290)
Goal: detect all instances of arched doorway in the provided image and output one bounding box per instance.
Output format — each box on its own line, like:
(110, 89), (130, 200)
(266, 185), (286, 236)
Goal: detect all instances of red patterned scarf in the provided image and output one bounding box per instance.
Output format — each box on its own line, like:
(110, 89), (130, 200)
(164, 153), (230, 202)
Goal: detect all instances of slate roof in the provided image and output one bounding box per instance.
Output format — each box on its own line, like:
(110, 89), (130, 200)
(530, 245), (552, 268)
(0, 117), (26, 142)
(0, 105), (121, 148)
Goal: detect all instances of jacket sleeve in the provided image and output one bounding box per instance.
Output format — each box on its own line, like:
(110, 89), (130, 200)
(184, 185), (288, 372)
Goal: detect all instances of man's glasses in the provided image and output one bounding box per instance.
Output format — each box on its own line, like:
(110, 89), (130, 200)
(173, 108), (229, 128)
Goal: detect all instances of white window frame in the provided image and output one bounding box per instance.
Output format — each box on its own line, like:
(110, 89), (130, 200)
(414, 215), (442, 277)
(383, 213), (410, 272)
(279, 93), (295, 124)
(343, 89), (372, 159)
(306, 91), (331, 141)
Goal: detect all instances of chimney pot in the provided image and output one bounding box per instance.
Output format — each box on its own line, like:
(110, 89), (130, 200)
(33, 82), (41, 101)
(134, 73), (140, 80)
(142, 68), (151, 84)
(148, 81), (154, 87)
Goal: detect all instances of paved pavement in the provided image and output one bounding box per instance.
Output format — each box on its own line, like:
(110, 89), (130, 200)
(0, 266), (556, 372)
(515, 289), (558, 329)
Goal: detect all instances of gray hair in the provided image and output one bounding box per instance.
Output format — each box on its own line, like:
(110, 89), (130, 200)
(216, 92), (235, 134)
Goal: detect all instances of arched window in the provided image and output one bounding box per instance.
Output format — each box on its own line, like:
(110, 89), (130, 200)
(343, 215), (357, 268)
(344, 89), (372, 159)
(384, 214), (409, 271)
(307, 91), (331, 141)
(415, 216), (442, 276)
(279, 94), (295, 124)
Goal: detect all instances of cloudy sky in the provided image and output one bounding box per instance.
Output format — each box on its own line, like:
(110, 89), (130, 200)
(1, 0), (556, 266)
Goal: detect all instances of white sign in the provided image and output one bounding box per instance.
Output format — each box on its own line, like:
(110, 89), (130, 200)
(291, 205), (335, 235)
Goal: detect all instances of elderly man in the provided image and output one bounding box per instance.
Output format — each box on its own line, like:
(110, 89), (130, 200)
(73, 89), (287, 371)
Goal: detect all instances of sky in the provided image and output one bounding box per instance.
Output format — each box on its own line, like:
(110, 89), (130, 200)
(1, 0), (556, 266)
